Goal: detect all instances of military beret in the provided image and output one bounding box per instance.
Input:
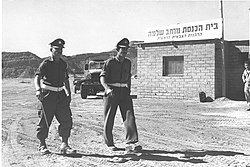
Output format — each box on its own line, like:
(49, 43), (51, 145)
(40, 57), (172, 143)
(116, 38), (130, 48)
(49, 38), (65, 48)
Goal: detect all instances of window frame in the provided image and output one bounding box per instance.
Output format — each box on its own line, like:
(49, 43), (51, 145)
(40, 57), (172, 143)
(163, 56), (184, 76)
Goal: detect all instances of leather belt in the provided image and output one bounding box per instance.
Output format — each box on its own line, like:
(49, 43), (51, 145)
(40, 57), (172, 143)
(41, 83), (64, 92)
(108, 83), (128, 88)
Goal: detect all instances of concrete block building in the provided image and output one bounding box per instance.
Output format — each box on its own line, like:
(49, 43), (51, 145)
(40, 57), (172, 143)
(136, 19), (249, 100)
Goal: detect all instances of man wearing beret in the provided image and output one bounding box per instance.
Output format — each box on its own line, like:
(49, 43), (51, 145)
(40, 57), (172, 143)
(100, 38), (142, 152)
(34, 38), (76, 155)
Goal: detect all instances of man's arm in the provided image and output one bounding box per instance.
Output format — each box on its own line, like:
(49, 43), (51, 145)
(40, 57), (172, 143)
(34, 75), (44, 101)
(63, 79), (71, 104)
(64, 79), (71, 96)
(100, 76), (112, 95)
(242, 70), (246, 83)
(100, 76), (109, 90)
(34, 75), (42, 91)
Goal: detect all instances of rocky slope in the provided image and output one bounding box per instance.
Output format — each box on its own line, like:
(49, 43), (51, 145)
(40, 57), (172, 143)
(2, 51), (42, 78)
(2, 45), (137, 78)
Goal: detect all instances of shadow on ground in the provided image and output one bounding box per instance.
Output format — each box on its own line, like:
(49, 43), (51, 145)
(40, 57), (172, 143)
(55, 149), (247, 164)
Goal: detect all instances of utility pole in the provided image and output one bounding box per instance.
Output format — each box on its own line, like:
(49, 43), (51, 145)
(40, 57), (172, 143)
(220, 0), (226, 97)
(249, 8), (250, 58)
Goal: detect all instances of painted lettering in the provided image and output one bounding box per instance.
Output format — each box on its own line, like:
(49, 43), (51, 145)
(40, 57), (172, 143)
(183, 25), (203, 33)
(205, 24), (211, 30)
(172, 34), (187, 39)
(166, 29), (169, 35)
(213, 23), (218, 29)
(157, 30), (164, 36)
(205, 23), (218, 30)
(157, 36), (170, 40)
(148, 29), (165, 37)
(166, 28), (180, 35)
(188, 32), (202, 37)
(198, 25), (203, 31)
(194, 26), (198, 31)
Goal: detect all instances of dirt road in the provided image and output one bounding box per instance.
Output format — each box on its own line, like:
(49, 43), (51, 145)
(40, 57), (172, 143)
(2, 78), (250, 167)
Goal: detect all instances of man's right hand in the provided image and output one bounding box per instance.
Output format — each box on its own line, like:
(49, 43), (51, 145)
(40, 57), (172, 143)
(106, 88), (113, 97)
(36, 90), (44, 101)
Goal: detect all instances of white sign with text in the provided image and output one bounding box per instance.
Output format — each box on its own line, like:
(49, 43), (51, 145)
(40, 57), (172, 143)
(145, 18), (222, 43)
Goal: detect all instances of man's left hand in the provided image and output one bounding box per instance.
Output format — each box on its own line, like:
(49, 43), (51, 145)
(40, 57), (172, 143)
(67, 94), (71, 104)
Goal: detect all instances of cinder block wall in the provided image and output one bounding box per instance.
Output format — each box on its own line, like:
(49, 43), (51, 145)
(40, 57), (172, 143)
(137, 40), (221, 100)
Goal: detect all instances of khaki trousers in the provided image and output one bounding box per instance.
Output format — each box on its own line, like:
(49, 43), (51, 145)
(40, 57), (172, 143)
(103, 87), (139, 146)
(244, 83), (250, 106)
(37, 89), (72, 140)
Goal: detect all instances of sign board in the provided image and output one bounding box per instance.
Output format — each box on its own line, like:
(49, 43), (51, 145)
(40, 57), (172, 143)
(145, 18), (222, 43)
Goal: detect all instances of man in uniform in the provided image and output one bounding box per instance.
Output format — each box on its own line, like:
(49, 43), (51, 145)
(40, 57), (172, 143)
(100, 38), (142, 152)
(242, 60), (250, 110)
(34, 38), (76, 155)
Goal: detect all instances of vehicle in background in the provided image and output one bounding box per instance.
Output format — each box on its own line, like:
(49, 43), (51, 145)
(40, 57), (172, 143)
(72, 72), (85, 93)
(80, 60), (105, 99)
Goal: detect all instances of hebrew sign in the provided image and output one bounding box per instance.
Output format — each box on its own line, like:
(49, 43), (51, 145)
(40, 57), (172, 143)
(145, 18), (222, 43)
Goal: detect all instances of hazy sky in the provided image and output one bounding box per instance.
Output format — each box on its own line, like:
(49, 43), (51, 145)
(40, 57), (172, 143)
(2, 0), (250, 58)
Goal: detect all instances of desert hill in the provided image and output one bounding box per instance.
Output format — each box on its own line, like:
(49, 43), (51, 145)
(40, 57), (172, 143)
(2, 44), (137, 78)
(2, 51), (42, 78)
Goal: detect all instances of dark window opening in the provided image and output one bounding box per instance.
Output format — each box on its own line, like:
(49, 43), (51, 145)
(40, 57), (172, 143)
(163, 56), (184, 76)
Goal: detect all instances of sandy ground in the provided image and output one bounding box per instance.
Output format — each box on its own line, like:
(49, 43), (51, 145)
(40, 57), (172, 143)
(2, 78), (250, 167)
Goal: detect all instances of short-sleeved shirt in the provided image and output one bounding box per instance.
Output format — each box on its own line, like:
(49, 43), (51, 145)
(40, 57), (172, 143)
(35, 58), (69, 87)
(100, 57), (131, 84)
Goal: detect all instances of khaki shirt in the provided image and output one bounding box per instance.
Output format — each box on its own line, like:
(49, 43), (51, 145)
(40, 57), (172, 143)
(100, 57), (131, 84)
(35, 58), (69, 87)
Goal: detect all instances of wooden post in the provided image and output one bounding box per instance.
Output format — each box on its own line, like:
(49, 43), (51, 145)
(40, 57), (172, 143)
(249, 9), (250, 58)
(220, 0), (226, 97)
